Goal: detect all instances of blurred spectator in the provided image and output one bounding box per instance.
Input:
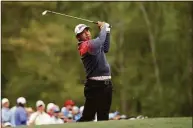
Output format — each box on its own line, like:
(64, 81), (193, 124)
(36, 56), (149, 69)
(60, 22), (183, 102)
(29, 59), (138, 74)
(26, 107), (34, 118)
(108, 112), (128, 120)
(26, 107), (34, 125)
(28, 100), (51, 125)
(63, 100), (75, 117)
(113, 111), (121, 120)
(109, 113), (115, 120)
(58, 112), (68, 123)
(72, 106), (81, 121)
(1, 98), (132, 125)
(136, 115), (145, 119)
(79, 106), (84, 116)
(64, 100), (75, 111)
(10, 104), (17, 127)
(120, 115), (127, 120)
(15, 97), (28, 126)
(1, 98), (11, 126)
(61, 107), (66, 114)
(61, 106), (69, 118)
(64, 100), (75, 108)
(58, 112), (65, 119)
(61, 107), (68, 122)
(46, 103), (55, 118)
(2, 122), (12, 127)
(50, 105), (64, 124)
(66, 113), (75, 123)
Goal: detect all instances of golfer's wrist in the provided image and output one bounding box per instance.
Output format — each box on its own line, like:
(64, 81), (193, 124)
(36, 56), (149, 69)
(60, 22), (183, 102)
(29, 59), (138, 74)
(104, 23), (110, 33)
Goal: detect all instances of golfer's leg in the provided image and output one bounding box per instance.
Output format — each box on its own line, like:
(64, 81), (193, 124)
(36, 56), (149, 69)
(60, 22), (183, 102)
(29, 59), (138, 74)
(97, 83), (113, 121)
(77, 86), (97, 122)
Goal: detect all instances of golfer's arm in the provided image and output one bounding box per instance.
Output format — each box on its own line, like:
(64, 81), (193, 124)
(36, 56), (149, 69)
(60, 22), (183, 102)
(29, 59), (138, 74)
(88, 25), (107, 55)
(103, 33), (110, 53)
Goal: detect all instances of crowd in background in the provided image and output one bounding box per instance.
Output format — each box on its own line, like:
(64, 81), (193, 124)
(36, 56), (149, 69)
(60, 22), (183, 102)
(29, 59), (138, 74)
(1, 97), (130, 127)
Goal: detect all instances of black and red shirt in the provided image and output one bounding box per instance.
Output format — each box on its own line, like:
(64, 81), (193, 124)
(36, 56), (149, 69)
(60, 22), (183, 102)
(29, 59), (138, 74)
(78, 25), (111, 79)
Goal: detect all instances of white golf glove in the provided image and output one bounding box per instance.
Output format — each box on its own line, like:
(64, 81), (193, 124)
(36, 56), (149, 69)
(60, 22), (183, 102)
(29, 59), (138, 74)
(105, 23), (111, 33)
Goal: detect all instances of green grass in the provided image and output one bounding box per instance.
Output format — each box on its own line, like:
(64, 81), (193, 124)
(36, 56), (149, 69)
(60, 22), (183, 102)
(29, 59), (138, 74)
(17, 117), (192, 128)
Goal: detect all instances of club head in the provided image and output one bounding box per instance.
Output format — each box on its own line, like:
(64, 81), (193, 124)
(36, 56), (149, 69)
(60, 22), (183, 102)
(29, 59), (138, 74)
(42, 10), (47, 16)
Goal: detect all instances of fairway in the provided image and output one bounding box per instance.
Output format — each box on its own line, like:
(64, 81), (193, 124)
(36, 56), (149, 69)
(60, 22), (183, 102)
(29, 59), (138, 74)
(16, 117), (192, 128)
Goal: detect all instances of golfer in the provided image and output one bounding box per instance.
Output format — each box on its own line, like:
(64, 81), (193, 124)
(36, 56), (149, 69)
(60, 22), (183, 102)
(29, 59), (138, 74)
(74, 21), (113, 122)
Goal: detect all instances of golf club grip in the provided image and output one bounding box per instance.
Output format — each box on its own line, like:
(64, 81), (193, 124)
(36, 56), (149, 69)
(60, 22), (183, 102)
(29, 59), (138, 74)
(93, 21), (112, 28)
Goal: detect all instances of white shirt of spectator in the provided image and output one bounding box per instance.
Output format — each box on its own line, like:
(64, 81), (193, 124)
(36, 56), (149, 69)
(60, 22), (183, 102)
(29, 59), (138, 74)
(50, 117), (64, 124)
(29, 111), (51, 125)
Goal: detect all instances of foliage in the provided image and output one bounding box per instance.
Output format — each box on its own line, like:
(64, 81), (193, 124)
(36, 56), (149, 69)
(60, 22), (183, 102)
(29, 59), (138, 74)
(1, 1), (192, 117)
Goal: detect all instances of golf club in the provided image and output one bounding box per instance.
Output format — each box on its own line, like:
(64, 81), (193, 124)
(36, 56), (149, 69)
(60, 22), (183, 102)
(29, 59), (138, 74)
(42, 10), (112, 28)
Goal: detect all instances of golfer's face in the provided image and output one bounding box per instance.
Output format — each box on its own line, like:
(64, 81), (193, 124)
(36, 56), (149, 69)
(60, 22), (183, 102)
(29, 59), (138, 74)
(79, 28), (91, 41)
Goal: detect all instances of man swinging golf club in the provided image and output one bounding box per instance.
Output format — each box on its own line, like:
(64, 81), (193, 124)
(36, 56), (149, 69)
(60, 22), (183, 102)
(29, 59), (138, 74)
(75, 21), (113, 122)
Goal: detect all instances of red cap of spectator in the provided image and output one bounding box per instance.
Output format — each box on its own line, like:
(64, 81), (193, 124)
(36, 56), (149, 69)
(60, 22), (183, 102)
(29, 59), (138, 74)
(64, 100), (75, 107)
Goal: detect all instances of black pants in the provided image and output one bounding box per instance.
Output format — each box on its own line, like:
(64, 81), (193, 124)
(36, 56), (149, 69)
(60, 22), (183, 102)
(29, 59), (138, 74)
(77, 79), (113, 122)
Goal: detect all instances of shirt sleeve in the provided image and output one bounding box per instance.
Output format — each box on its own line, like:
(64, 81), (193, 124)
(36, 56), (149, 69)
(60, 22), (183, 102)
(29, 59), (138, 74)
(103, 33), (110, 53)
(88, 24), (107, 55)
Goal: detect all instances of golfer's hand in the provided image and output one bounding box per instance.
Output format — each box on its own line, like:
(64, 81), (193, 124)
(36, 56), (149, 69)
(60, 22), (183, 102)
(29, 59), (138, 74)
(97, 21), (105, 29)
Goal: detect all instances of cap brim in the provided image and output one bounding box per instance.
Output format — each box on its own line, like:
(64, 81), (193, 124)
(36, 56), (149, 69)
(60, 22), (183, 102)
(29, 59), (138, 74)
(37, 105), (44, 107)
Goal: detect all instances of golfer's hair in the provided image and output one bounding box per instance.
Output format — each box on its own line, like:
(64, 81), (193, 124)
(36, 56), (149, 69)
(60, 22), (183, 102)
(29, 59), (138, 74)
(76, 34), (82, 42)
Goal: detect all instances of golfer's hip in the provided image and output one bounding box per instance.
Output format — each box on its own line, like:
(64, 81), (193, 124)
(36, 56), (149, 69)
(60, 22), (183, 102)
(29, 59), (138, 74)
(84, 78), (112, 88)
(84, 78), (113, 97)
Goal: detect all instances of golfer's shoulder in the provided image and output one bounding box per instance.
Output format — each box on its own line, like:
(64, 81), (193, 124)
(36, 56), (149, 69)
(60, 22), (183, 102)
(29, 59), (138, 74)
(78, 41), (91, 56)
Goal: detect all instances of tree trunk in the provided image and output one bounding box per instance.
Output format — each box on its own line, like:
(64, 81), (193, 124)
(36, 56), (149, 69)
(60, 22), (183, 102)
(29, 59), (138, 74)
(139, 3), (162, 94)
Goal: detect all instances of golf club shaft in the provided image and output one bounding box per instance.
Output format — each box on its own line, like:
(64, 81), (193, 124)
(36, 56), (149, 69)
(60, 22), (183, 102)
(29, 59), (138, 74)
(45, 10), (111, 28)
(46, 10), (97, 24)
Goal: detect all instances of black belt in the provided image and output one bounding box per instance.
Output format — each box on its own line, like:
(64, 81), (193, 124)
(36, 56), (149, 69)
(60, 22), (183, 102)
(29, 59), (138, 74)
(85, 79), (112, 87)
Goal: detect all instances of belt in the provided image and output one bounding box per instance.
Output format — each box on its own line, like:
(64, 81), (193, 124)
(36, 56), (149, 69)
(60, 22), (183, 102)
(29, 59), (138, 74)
(89, 76), (111, 81)
(85, 79), (112, 87)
